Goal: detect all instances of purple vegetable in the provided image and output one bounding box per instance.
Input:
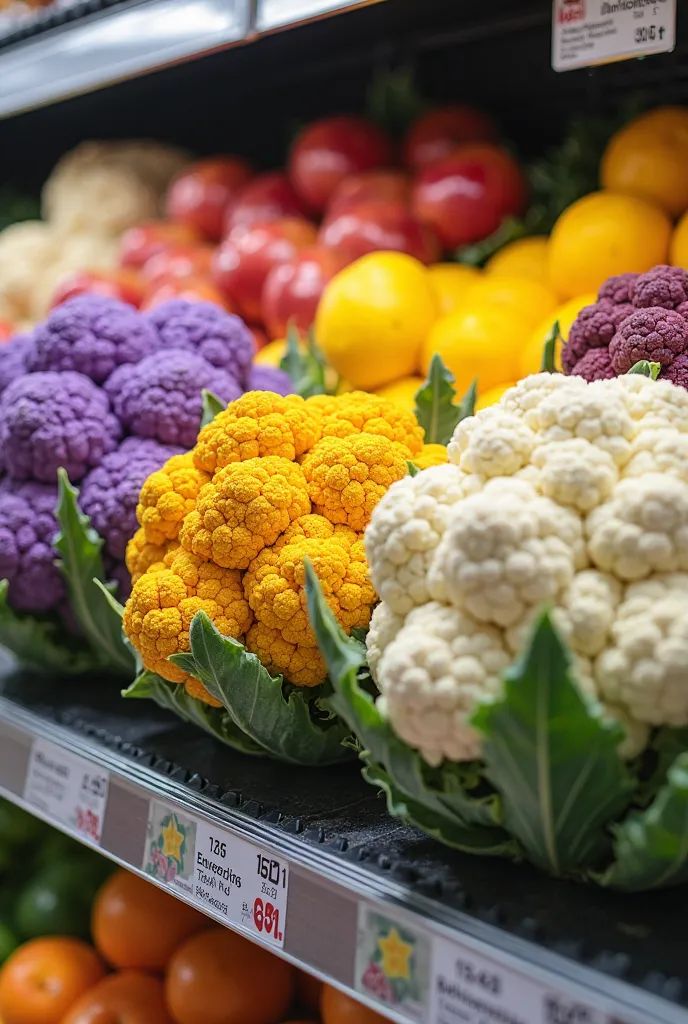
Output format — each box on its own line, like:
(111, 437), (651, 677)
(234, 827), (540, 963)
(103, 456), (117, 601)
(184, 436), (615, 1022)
(0, 371), (121, 483)
(598, 273), (639, 305)
(562, 302), (632, 374)
(571, 348), (615, 382)
(661, 353), (688, 389)
(104, 349), (241, 449)
(79, 437), (182, 560)
(609, 307), (688, 375)
(247, 364), (294, 396)
(0, 334), (34, 395)
(30, 295), (162, 384)
(632, 265), (688, 311)
(0, 479), (63, 612)
(147, 299), (254, 387)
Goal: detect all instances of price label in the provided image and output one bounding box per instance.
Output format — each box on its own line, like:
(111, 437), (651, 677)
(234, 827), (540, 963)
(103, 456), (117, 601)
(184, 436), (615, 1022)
(430, 936), (611, 1024)
(552, 0), (675, 72)
(143, 802), (289, 947)
(24, 739), (109, 845)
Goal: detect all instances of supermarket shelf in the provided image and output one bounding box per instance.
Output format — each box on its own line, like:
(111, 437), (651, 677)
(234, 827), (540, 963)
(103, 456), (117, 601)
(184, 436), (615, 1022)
(255, 0), (375, 32)
(0, 676), (687, 1024)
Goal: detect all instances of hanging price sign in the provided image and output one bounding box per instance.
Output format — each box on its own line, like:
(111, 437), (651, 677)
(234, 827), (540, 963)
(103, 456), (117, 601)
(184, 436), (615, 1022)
(552, 0), (675, 72)
(24, 739), (109, 845)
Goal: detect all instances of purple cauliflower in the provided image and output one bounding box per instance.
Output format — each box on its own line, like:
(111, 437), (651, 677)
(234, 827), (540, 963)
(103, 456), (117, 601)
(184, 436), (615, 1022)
(104, 349), (241, 449)
(598, 273), (639, 305)
(609, 307), (688, 375)
(562, 301), (633, 374)
(147, 300), (254, 387)
(30, 295), (162, 384)
(0, 334), (34, 395)
(247, 364), (294, 396)
(677, 301), (688, 320)
(0, 371), (121, 483)
(571, 348), (616, 382)
(0, 479), (63, 612)
(632, 265), (688, 310)
(80, 437), (182, 560)
(661, 353), (688, 388)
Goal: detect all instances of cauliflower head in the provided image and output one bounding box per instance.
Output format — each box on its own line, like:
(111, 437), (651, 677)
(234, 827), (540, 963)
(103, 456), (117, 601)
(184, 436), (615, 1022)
(0, 480), (63, 613)
(137, 451), (210, 544)
(246, 621), (327, 689)
(146, 300), (254, 387)
(313, 391), (424, 455)
(366, 601), (405, 684)
(179, 456), (311, 569)
(125, 527), (179, 585)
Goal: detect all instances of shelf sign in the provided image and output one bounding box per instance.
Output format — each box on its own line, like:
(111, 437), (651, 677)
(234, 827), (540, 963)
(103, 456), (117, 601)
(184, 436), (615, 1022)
(24, 738), (109, 845)
(551, 0), (675, 72)
(354, 904), (432, 1022)
(143, 801), (289, 948)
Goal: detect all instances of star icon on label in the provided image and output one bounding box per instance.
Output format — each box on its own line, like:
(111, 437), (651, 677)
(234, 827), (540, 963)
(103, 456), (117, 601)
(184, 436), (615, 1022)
(161, 816), (184, 861)
(377, 927), (413, 980)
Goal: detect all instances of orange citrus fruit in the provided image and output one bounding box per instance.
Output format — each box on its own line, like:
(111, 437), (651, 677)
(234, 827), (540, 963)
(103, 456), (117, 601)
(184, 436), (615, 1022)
(61, 971), (175, 1024)
(601, 107), (688, 218)
(0, 937), (106, 1024)
(321, 984), (390, 1024)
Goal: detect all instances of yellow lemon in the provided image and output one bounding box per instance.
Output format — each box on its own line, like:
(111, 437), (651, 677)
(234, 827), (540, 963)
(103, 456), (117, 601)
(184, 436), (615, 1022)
(427, 263), (482, 315)
(253, 338), (298, 366)
(316, 252), (438, 390)
(486, 236), (550, 284)
(547, 191), (671, 300)
(457, 275), (558, 330)
(421, 305), (529, 395)
(476, 382), (517, 410)
(601, 107), (688, 218)
(519, 292), (597, 377)
(375, 376), (425, 414)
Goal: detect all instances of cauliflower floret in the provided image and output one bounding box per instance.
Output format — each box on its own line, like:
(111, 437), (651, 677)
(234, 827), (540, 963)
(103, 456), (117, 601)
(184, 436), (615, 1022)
(528, 379), (637, 466)
(448, 410), (538, 476)
(193, 392), (321, 473)
(598, 272), (638, 305)
(428, 479), (585, 627)
(376, 602), (511, 766)
(147, 300), (254, 387)
(529, 439), (618, 512)
(365, 464), (481, 615)
(301, 434), (409, 532)
(602, 704), (650, 760)
(273, 513), (358, 550)
(245, 620), (327, 688)
(125, 527), (179, 585)
(46, 164), (159, 237)
(179, 456), (311, 569)
(414, 443), (448, 469)
(622, 427), (688, 480)
(0, 222), (60, 322)
(499, 372), (586, 418)
(137, 452), (211, 545)
(315, 391), (424, 455)
(586, 474), (688, 580)
(609, 307), (688, 375)
(562, 301), (632, 374)
(596, 576), (688, 726)
(632, 265), (688, 310)
(366, 602), (405, 685)
(570, 348), (616, 382)
(609, 372), (688, 431)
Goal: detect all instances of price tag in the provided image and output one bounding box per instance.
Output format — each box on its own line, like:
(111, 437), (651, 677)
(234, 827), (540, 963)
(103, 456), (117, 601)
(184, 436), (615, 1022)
(24, 739), (109, 845)
(552, 0), (675, 72)
(143, 802), (289, 947)
(430, 936), (611, 1024)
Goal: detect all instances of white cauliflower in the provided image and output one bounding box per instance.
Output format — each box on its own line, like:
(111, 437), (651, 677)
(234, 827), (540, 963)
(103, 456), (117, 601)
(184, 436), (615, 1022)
(364, 464), (481, 615)
(366, 602), (405, 685)
(622, 427), (688, 481)
(529, 439), (618, 512)
(500, 372), (586, 417)
(448, 410), (537, 476)
(376, 602), (511, 766)
(0, 222), (60, 321)
(529, 380), (637, 467)
(610, 372), (688, 432)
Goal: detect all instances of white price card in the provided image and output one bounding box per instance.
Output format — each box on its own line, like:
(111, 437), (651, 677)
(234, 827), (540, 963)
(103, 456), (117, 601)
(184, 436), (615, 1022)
(552, 0), (675, 72)
(430, 935), (611, 1024)
(23, 739), (109, 845)
(143, 802), (289, 947)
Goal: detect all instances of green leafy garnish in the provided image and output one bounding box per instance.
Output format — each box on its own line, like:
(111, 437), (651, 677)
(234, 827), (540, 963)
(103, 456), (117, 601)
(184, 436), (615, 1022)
(414, 354), (475, 445)
(280, 323), (328, 398)
(456, 217), (528, 267)
(0, 580), (98, 675)
(540, 321), (561, 373)
(366, 65), (427, 138)
(200, 390), (227, 428)
(407, 461), (420, 477)
(627, 360), (661, 379)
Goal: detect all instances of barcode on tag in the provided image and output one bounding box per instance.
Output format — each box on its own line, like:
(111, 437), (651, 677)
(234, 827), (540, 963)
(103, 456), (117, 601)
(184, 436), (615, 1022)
(24, 738), (109, 845)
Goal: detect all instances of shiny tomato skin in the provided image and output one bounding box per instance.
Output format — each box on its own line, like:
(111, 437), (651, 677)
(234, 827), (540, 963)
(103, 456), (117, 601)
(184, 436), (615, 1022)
(411, 144), (527, 250)
(212, 218), (318, 323)
(50, 270), (144, 309)
(319, 200), (441, 264)
(289, 116), (393, 214)
(165, 157), (253, 242)
(119, 221), (200, 269)
(327, 170), (411, 217)
(261, 245), (352, 338)
(141, 245), (214, 288)
(141, 276), (232, 312)
(223, 172), (309, 235)
(404, 105), (499, 172)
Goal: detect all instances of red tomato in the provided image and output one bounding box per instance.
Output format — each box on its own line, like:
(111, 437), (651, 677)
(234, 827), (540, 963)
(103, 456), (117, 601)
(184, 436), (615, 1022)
(141, 245), (214, 288)
(50, 270), (144, 309)
(411, 144), (527, 250)
(119, 221), (201, 269)
(327, 170), (411, 217)
(289, 116), (393, 214)
(224, 172), (308, 235)
(0, 319), (15, 343)
(248, 326), (269, 352)
(319, 200), (441, 264)
(141, 276), (232, 312)
(212, 218), (318, 323)
(262, 245), (351, 338)
(404, 105), (499, 172)
(166, 157), (254, 242)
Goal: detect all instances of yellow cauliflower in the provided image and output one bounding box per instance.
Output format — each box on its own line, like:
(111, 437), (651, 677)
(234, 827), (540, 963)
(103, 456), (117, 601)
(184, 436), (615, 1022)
(312, 390), (424, 455)
(415, 443), (449, 470)
(301, 434), (410, 532)
(184, 677), (223, 708)
(179, 455), (311, 569)
(246, 621), (327, 688)
(125, 528), (179, 585)
(137, 452), (210, 544)
(193, 391), (321, 474)
(273, 513), (359, 550)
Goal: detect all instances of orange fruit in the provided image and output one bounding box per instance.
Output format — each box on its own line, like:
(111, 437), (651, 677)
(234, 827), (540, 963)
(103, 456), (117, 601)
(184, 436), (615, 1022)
(321, 984), (390, 1024)
(547, 191), (671, 300)
(426, 264), (481, 315)
(165, 927), (294, 1024)
(92, 869), (208, 971)
(61, 971), (175, 1024)
(0, 937), (106, 1024)
(670, 209), (688, 269)
(485, 236), (550, 284)
(601, 107), (688, 218)
(295, 969), (323, 1016)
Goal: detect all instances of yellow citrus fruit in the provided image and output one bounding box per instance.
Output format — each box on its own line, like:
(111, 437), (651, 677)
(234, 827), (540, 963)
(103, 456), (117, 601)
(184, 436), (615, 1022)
(476, 382), (517, 410)
(375, 376), (424, 414)
(670, 209), (688, 269)
(601, 107), (688, 218)
(427, 264), (481, 315)
(457, 275), (558, 330)
(253, 338), (296, 366)
(519, 292), (597, 377)
(315, 252), (438, 390)
(485, 236), (550, 284)
(547, 191), (671, 300)
(421, 305), (530, 395)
